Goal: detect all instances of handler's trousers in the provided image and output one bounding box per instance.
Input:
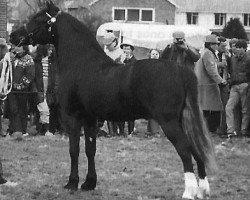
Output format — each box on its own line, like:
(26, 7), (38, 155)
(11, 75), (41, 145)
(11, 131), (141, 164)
(226, 83), (250, 134)
(7, 93), (29, 134)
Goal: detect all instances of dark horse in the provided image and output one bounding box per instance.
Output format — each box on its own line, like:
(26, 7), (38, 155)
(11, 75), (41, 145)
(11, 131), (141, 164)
(10, 1), (217, 199)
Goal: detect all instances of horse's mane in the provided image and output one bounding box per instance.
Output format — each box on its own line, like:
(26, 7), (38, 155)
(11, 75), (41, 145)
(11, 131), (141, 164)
(61, 12), (116, 65)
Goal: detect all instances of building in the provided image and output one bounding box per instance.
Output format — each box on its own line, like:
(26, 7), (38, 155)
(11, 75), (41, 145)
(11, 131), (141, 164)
(0, 0), (7, 38)
(65, 0), (250, 39)
(173, 0), (250, 38)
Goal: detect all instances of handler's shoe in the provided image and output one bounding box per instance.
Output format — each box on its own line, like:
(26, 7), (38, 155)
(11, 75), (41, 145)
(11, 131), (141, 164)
(11, 132), (23, 140)
(23, 133), (29, 137)
(220, 131), (237, 139)
(45, 131), (54, 137)
(0, 176), (7, 184)
(227, 131), (237, 139)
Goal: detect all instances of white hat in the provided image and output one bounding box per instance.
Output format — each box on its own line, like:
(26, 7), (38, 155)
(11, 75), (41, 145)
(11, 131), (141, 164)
(205, 35), (219, 44)
(120, 38), (134, 50)
(103, 32), (116, 45)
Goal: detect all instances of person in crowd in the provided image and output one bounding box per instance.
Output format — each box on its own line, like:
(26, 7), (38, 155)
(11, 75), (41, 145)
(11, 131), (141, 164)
(225, 39), (250, 138)
(211, 31), (221, 37)
(103, 32), (123, 60)
(46, 44), (61, 135)
(5, 44), (35, 138)
(27, 45), (39, 129)
(146, 49), (161, 137)
(229, 38), (238, 57)
(216, 36), (230, 135)
(0, 38), (9, 137)
(161, 31), (200, 70)
(0, 40), (7, 179)
(195, 34), (227, 133)
(102, 32), (123, 137)
(33, 45), (53, 136)
(115, 41), (137, 137)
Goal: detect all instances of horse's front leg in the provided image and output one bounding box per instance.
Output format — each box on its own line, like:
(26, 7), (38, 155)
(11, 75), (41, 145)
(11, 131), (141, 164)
(64, 117), (81, 191)
(81, 118), (97, 191)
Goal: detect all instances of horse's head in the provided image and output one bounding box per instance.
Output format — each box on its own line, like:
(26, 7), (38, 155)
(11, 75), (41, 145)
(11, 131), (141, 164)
(10, 0), (61, 46)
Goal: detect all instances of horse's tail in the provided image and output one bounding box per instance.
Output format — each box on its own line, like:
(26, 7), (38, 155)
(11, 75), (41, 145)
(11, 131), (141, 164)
(181, 71), (218, 173)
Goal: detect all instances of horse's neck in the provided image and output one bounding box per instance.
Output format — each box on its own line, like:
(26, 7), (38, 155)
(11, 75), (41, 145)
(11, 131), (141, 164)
(56, 14), (110, 70)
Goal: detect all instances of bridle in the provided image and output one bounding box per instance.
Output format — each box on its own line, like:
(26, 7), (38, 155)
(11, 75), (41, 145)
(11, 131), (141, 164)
(20, 10), (62, 46)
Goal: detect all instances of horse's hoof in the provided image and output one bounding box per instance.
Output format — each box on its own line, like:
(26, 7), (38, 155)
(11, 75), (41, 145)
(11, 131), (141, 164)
(64, 180), (78, 191)
(81, 175), (97, 191)
(197, 177), (210, 199)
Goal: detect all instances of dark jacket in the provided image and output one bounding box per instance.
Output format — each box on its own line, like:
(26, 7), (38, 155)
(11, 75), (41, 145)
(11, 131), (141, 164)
(229, 51), (250, 86)
(11, 54), (35, 93)
(115, 54), (137, 64)
(161, 43), (200, 70)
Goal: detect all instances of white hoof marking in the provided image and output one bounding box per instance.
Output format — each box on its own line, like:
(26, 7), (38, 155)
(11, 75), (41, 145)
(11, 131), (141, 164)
(182, 172), (198, 200)
(197, 177), (210, 199)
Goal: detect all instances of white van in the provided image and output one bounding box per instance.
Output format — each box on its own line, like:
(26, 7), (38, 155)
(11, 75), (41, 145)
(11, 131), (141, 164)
(96, 22), (211, 59)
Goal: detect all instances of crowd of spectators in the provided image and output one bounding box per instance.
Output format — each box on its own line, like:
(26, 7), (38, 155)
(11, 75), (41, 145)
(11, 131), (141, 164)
(1, 29), (250, 140)
(0, 38), (61, 139)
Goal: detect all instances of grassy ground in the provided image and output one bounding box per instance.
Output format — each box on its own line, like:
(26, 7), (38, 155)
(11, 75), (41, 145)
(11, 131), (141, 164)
(0, 119), (249, 200)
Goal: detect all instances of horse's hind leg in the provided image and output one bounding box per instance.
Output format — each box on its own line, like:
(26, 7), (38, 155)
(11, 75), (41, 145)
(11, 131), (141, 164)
(63, 116), (81, 191)
(158, 118), (198, 200)
(191, 149), (210, 199)
(81, 118), (97, 191)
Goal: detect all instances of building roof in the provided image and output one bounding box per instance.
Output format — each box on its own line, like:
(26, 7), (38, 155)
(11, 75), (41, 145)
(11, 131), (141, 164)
(172, 0), (250, 13)
(65, 0), (250, 14)
(65, 0), (94, 9)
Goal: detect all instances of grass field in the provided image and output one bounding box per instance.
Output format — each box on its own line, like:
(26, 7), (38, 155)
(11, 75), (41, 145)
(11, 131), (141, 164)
(0, 119), (249, 200)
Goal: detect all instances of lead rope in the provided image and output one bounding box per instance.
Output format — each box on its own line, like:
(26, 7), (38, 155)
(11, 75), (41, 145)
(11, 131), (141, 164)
(0, 52), (13, 100)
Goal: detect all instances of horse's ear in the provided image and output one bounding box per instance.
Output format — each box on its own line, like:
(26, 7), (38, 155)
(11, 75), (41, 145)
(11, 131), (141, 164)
(45, 0), (55, 9)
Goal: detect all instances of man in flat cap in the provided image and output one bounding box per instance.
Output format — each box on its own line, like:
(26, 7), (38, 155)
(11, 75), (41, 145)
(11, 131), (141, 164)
(161, 31), (200, 70)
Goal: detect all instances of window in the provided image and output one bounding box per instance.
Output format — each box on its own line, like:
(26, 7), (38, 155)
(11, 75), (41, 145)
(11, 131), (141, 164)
(186, 12), (198, 25)
(141, 10), (153, 21)
(113, 7), (154, 22)
(215, 13), (226, 26)
(114, 9), (125, 20)
(127, 9), (139, 21)
(243, 14), (250, 26)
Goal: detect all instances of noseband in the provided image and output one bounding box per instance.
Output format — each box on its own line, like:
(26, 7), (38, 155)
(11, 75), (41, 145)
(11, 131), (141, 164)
(22, 10), (62, 46)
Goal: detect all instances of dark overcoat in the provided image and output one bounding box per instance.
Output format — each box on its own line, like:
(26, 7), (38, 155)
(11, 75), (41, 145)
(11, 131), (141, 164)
(195, 48), (223, 111)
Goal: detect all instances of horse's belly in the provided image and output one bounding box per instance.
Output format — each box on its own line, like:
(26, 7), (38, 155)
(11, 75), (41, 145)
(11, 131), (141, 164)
(94, 101), (149, 121)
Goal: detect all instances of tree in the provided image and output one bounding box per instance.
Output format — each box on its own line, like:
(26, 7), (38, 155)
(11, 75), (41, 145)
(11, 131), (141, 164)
(221, 18), (248, 40)
(8, 0), (64, 24)
(8, 0), (105, 36)
(71, 7), (106, 36)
